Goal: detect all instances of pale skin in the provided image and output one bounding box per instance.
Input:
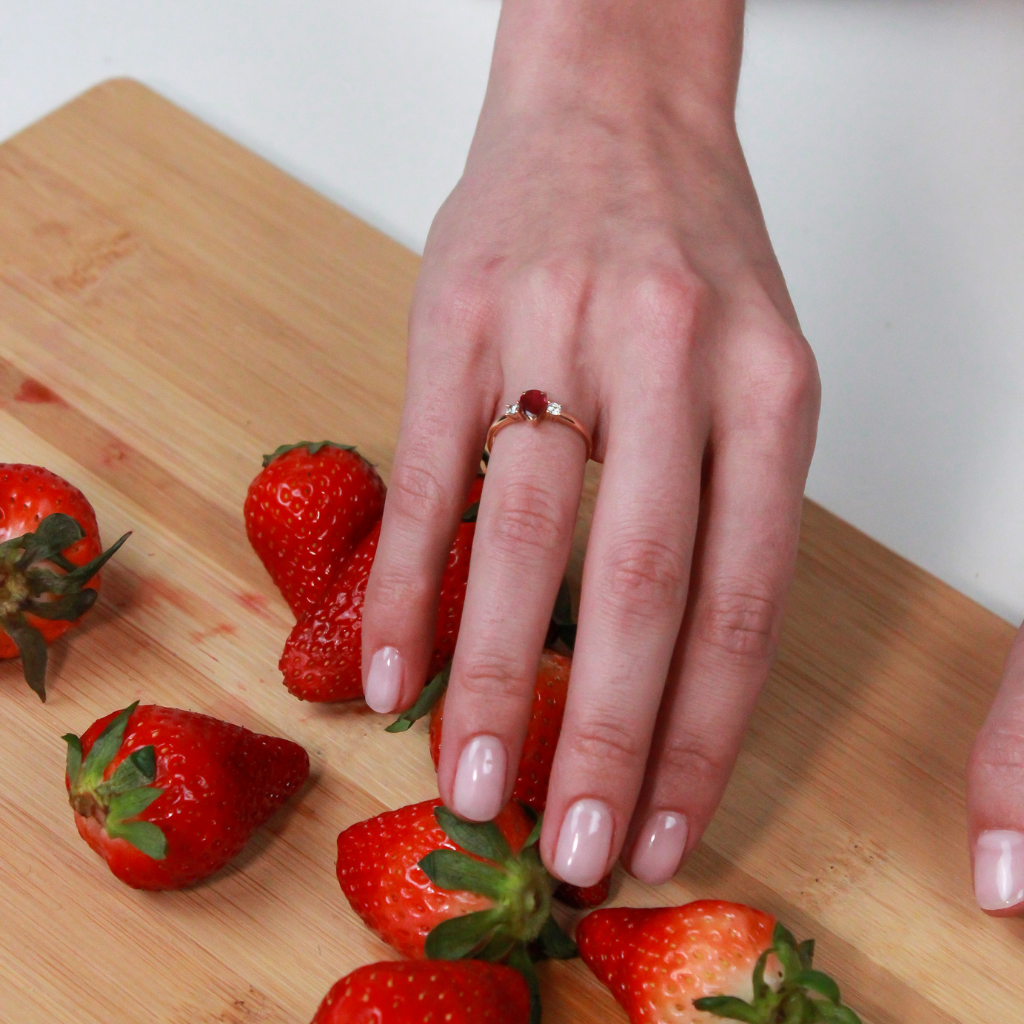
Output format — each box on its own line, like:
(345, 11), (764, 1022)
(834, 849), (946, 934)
(360, 0), (1024, 913)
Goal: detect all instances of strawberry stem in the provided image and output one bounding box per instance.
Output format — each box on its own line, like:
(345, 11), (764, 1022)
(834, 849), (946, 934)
(63, 702), (168, 860)
(0, 514), (130, 700)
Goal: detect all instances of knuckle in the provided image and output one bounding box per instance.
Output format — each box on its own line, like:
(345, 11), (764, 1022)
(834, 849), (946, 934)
(657, 737), (732, 788)
(628, 266), (710, 342)
(517, 259), (589, 316)
(598, 535), (689, 616)
(387, 454), (451, 525)
(419, 276), (495, 343)
(971, 727), (1024, 779)
(455, 654), (535, 705)
(696, 586), (778, 661)
(744, 331), (821, 426)
(568, 712), (645, 767)
(486, 479), (565, 557)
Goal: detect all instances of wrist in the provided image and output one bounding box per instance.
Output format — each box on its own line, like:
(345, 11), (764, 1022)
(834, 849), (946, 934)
(489, 0), (744, 135)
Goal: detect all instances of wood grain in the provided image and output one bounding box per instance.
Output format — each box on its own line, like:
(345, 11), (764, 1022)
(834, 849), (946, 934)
(0, 80), (1019, 1024)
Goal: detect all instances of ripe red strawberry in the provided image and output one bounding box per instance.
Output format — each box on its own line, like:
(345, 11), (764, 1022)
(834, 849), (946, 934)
(388, 648), (611, 910)
(428, 650), (570, 813)
(577, 902), (862, 1024)
(1, 464), (129, 700)
(553, 874), (611, 909)
(310, 961), (531, 1024)
(280, 476), (484, 702)
(63, 702), (309, 890)
(335, 798), (576, 968)
(244, 442), (386, 617)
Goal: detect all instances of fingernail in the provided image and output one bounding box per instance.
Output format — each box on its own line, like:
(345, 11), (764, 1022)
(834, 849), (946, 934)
(364, 646), (403, 713)
(974, 830), (1024, 911)
(630, 811), (689, 886)
(554, 798), (614, 887)
(451, 735), (507, 822)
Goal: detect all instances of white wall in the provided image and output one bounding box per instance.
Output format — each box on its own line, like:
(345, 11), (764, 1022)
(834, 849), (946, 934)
(2, 0), (1022, 622)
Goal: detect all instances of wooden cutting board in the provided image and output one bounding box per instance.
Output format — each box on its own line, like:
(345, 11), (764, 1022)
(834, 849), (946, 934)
(0, 79), (1019, 1024)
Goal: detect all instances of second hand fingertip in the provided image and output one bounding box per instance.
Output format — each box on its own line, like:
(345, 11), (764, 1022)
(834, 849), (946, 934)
(974, 830), (1024, 912)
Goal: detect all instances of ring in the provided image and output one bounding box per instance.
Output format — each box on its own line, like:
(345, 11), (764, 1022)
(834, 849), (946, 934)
(485, 390), (592, 461)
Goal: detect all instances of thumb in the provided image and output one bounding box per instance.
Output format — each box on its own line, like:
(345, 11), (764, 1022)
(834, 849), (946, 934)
(967, 623), (1024, 915)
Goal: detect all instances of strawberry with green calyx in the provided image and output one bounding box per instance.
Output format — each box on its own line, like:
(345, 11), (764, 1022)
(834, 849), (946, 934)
(281, 475), (483, 702)
(310, 960), (532, 1024)
(335, 798), (576, 967)
(1, 463), (130, 701)
(244, 441), (386, 618)
(64, 702), (309, 889)
(693, 921), (862, 1024)
(577, 901), (862, 1024)
(388, 652), (611, 910)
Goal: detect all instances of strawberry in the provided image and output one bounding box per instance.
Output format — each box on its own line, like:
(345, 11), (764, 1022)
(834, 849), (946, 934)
(553, 874), (611, 909)
(310, 960), (531, 1024)
(335, 798), (576, 971)
(244, 442), (386, 617)
(388, 649), (611, 909)
(577, 901), (862, 1024)
(1, 464), (129, 700)
(424, 650), (571, 813)
(280, 476), (483, 702)
(63, 702), (309, 889)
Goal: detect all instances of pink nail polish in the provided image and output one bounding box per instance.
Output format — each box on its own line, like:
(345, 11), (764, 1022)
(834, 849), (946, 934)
(451, 735), (507, 822)
(630, 811), (688, 886)
(554, 799), (614, 887)
(975, 830), (1024, 911)
(364, 646), (403, 713)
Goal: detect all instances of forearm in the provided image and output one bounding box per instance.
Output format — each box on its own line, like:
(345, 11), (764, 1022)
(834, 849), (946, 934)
(488, 0), (746, 130)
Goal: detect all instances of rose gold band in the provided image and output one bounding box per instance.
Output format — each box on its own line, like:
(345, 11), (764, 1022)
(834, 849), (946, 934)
(485, 391), (592, 461)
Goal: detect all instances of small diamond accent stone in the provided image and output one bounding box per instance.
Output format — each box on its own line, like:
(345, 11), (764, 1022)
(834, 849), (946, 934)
(546, 402), (562, 416)
(506, 403), (518, 416)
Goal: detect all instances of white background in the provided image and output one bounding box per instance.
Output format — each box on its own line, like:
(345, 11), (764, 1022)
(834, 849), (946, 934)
(2, 0), (1022, 623)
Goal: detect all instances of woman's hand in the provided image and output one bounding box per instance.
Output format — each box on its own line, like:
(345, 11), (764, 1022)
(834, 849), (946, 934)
(360, 0), (820, 888)
(969, 624), (1024, 914)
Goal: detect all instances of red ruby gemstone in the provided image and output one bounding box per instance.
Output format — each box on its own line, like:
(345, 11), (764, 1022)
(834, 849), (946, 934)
(519, 390), (548, 416)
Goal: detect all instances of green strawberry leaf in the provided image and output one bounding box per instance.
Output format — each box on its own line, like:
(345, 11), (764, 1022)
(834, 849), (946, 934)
(98, 745), (157, 797)
(15, 513), (84, 568)
(751, 948), (770, 1001)
(424, 909), (500, 960)
(536, 916), (578, 960)
(63, 733), (83, 785)
(433, 805), (511, 863)
(816, 1005), (862, 1024)
(107, 785), (164, 824)
(385, 663), (451, 733)
(1, 613), (48, 701)
(77, 702), (139, 791)
(795, 970), (841, 1005)
(262, 441), (355, 467)
(692, 996), (761, 1022)
(418, 849), (509, 900)
(797, 938), (816, 970)
(105, 818), (167, 860)
(506, 943), (542, 1024)
(461, 501), (480, 523)
(772, 922), (803, 981)
(521, 808), (543, 850)
(25, 589), (97, 620)
(56, 531), (131, 591)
